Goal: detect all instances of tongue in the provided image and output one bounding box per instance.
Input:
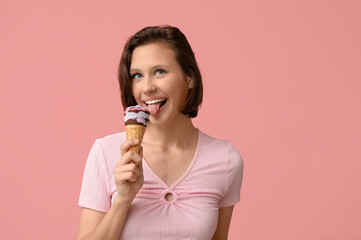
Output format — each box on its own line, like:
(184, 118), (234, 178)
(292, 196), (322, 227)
(146, 102), (161, 115)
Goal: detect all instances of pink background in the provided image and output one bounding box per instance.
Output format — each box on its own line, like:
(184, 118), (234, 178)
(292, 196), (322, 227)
(1, 0), (360, 239)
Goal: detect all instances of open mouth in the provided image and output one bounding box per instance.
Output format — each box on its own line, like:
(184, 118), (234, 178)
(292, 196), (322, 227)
(145, 99), (167, 107)
(144, 99), (167, 115)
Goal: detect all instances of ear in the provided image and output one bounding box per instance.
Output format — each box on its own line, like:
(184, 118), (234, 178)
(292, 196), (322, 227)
(187, 76), (194, 89)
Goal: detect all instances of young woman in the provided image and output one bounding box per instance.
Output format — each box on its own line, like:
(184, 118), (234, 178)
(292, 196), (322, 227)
(77, 25), (244, 240)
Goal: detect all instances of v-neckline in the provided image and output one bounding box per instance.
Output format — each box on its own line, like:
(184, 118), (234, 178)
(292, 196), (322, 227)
(142, 129), (201, 189)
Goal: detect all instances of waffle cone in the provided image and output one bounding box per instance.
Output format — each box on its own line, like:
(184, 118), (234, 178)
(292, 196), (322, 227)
(125, 125), (146, 154)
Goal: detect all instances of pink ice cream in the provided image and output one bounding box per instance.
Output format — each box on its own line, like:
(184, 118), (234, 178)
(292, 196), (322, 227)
(124, 105), (150, 126)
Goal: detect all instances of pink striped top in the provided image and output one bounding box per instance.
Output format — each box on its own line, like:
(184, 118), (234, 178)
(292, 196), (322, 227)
(79, 129), (243, 239)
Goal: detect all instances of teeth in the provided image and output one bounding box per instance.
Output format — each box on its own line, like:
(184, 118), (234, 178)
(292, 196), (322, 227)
(145, 99), (165, 105)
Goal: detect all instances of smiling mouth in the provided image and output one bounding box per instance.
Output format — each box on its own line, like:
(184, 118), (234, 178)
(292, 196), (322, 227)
(144, 99), (167, 115)
(145, 99), (167, 107)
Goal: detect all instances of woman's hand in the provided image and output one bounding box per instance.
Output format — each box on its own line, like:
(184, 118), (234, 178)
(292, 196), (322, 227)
(114, 139), (144, 204)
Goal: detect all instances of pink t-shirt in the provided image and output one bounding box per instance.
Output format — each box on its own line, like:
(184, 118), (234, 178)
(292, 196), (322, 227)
(79, 129), (243, 240)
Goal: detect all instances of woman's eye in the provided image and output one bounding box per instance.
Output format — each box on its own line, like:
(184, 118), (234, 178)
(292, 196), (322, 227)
(132, 73), (142, 79)
(155, 69), (165, 75)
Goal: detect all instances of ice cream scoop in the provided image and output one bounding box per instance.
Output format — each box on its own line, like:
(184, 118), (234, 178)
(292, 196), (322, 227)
(124, 105), (150, 153)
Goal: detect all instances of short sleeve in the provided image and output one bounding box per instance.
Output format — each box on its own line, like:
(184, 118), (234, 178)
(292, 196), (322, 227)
(219, 142), (244, 208)
(78, 139), (112, 212)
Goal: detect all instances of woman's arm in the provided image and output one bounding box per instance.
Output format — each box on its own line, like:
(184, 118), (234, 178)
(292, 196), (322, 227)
(212, 205), (235, 240)
(77, 139), (144, 240)
(76, 196), (131, 240)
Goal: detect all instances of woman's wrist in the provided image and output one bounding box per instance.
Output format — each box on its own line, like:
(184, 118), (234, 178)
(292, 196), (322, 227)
(113, 194), (133, 210)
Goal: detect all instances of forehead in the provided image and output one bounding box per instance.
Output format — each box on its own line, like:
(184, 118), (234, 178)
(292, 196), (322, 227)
(130, 42), (177, 68)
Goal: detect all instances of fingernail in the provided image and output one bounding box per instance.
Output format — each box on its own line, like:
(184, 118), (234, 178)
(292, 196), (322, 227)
(133, 139), (139, 144)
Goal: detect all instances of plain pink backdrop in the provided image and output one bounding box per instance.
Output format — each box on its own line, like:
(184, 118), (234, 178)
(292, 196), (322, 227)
(1, 0), (360, 239)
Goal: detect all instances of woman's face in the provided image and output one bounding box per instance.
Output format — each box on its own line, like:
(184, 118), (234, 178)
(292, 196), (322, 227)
(130, 42), (192, 123)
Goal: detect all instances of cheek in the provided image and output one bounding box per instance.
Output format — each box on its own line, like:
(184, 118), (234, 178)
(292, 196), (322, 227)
(171, 86), (189, 104)
(131, 83), (140, 98)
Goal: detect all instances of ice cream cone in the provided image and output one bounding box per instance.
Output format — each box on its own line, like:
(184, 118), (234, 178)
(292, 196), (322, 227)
(124, 105), (150, 154)
(125, 124), (146, 154)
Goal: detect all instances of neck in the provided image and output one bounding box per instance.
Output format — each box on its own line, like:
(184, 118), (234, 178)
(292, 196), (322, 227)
(142, 114), (198, 150)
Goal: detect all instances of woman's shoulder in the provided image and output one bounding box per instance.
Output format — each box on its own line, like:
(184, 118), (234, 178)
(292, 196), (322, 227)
(199, 130), (231, 149)
(97, 131), (126, 142)
(199, 129), (243, 162)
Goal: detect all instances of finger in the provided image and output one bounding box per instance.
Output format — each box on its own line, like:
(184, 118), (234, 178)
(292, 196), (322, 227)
(115, 171), (138, 183)
(124, 172), (138, 182)
(116, 163), (141, 177)
(117, 150), (142, 167)
(132, 151), (142, 167)
(120, 139), (139, 156)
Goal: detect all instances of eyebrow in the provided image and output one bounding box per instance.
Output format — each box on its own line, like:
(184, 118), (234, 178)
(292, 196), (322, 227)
(129, 64), (169, 73)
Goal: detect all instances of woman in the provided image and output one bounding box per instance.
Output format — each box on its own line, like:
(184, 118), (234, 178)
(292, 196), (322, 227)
(77, 25), (244, 240)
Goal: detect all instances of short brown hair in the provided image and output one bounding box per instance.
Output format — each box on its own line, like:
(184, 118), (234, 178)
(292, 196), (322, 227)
(118, 25), (203, 118)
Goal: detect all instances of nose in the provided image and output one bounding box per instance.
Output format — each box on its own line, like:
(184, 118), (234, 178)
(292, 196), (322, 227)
(142, 76), (156, 94)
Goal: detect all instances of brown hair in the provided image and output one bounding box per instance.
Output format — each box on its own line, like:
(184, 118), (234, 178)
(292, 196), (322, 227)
(118, 25), (203, 118)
